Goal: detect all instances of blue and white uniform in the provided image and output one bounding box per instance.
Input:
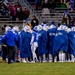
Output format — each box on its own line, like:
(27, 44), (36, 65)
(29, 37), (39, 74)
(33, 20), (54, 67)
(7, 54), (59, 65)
(38, 25), (48, 62)
(19, 26), (32, 63)
(47, 24), (57, 62)
(68, 27), (75, 62)
(48, 25), (57, 56)
(1, 28), (18, 63)
(53, 24), (68, 62)
(30, 30), (38, 62)
(1, 29), (18, 47)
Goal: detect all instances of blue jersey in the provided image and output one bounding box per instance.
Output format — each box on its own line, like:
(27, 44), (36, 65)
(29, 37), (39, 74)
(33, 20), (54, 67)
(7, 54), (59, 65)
(47, 27), (57, 56)
(38, 30), (48, 55)
(1, 30), (18, 46)
(53, 30), (68, 56)
(32, 31), (38, 42)
(19, 30), (32, 58)
(68, 31), (75, 56)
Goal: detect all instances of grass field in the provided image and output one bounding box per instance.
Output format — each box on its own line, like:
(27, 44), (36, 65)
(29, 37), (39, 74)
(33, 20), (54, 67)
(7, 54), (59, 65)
(0, 62), (75, 75)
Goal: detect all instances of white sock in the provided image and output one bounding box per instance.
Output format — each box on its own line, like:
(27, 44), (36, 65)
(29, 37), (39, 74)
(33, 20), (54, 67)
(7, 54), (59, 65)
(21, 58), (26, 62)
(32, 52), (37, 61)
(54, 56), (57, 62)
(62, 53), (65, 62)
(49, 54), (52, 62)
(43, 54), (46, 61)
(71, 55), (74, 62)
(25, 58), (28, 62)
(59, 52), (62, 62)
(39, 56), (42, 62)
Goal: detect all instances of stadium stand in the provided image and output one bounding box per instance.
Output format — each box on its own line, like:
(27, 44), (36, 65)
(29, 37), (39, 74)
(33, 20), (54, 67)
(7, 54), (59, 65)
(27, 0), (75, 24)
(0, 0), (75, 27)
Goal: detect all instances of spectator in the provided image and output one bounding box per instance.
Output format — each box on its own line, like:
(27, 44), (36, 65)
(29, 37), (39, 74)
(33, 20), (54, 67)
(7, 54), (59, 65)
(14, 2), (22, 20)
(41, 0), (50, 9)
(7, 2), (16, 20)
(15, 17), (19, 22)
(61, 0), (66, 4)
(72, 16), (75, 26)
(22, 7), (30, 20)
(16, 7), (24, 21)
(55, 0), (61, 8)
(35, 0), (41, 10)
(14, 2), (22, 10)
(66, 0), (70, 8)
(51, 0), (56, 9)
(62, 10), (71, 27)
(31, 15), (39, 28)
(0, 2), (8, 15)
(70, 0), (75, 12)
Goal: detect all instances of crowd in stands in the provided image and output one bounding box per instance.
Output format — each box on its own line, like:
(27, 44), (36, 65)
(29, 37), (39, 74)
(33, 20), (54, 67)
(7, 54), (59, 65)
(0, 0), (75, 22)
(27, 0), (75, 12)
(0, 0), (30, 21)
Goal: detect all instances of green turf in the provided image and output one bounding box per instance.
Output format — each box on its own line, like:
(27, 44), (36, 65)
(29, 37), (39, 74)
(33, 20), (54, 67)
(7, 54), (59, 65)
(0, 62), (75, 75)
